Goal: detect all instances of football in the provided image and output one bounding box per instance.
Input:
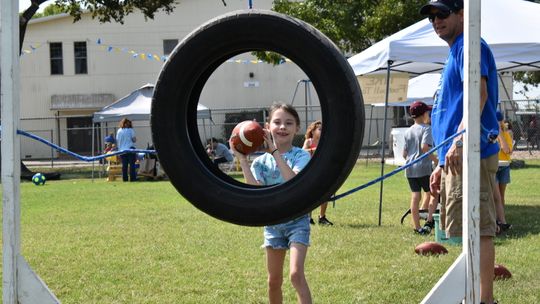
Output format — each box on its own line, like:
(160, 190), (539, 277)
(494, 264), (512, 280)
(32, 173), (46, 186)
(230, 120), (265, 155)
(414, 241), (448, 256)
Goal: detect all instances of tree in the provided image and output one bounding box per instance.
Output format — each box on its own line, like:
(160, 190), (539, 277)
(32, 3), (71, 18)
(19, 0), (177, 52)
(255, 0), (426, 64)
(270, 0), (540, 88)
(514, 0), (540, 90)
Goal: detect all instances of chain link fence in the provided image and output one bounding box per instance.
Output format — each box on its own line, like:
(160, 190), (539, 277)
(18, 99), (537, 164)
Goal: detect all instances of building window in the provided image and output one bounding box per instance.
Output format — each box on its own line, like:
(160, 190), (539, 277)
(74, 41), (88, 74)
(50, 42), (63, 75)
(163, 39), (178, 55)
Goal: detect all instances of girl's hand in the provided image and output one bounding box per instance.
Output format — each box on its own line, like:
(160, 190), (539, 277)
(229, 138), (247, 161)
(262, 129), (276, 153)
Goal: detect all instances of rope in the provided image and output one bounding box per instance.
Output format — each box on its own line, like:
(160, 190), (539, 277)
(17, 128), (466, 201)
(17, 129), (156, 162)
(331, 129), (466, 201)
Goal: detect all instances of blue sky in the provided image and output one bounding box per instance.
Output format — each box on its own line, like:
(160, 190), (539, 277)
(19, 0), (51, 12)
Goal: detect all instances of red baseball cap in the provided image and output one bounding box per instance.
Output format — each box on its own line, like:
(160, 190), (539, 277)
(409, 101), (432, 118)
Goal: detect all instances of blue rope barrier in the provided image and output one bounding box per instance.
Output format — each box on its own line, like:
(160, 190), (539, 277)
(18, 127), (466, 201)
(17, 129), (156, 162)
(331, 129), (466, 201)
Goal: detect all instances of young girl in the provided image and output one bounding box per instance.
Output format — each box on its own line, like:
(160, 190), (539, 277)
(302, 120), (333, 226)
(230, 102), (312, 304)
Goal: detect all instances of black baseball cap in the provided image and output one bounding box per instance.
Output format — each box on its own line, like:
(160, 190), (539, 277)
(420, 0), (464, 15)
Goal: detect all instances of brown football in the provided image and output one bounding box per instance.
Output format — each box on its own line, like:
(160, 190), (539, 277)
(415, 242), (448, 256)
(494, 264), (512, 280)
(230, 120), (265, 155)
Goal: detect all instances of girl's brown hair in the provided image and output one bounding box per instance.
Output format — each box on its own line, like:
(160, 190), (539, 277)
(305, 120), (322, 139)
(119, 118), (132, 129)
(267, 102), (300, 126)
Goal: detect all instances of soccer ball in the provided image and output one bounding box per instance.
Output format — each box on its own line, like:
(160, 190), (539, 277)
(32, 173), (46, 186)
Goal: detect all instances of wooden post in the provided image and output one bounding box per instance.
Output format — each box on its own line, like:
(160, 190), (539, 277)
(463, 0), (482, 302)
(2, 2), (60, 303)
(1, 1), (22, 303)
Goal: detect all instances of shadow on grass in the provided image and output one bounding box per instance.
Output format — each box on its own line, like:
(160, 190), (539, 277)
(344, 223), (382, 229)
(501, 204), (540, 238)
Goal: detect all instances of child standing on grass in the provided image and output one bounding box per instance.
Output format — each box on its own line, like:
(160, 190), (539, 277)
(303, 120), (333, 225)
(230, 102), (312, 304)
(403, 101), (438, 234)
(495, 111), (513, 232)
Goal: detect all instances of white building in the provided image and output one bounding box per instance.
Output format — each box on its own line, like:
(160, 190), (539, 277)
(20, 0), (317, 159)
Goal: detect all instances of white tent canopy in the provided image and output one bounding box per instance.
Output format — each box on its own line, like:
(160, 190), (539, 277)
(93, 83), (212, 123)
(348, 0), (540, 76)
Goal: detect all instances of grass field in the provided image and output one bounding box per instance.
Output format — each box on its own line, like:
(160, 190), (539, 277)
(2, 160), (539, 303)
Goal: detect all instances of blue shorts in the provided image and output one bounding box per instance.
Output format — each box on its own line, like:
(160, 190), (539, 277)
(496, 166), (511, 184)
(263, 214), (310, 249)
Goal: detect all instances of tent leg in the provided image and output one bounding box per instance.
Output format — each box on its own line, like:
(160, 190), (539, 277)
(365, 105), (374, 167)
(377, 60), (393, 226)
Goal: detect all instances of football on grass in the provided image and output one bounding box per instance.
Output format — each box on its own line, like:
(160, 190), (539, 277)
(494, 264), (512, 280)
(230, 120), (265, 155)
(415, 242), (448, 256)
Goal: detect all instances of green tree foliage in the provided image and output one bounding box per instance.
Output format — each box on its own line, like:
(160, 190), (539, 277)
(273, 0), (425, 55)
(256, 0), (425, 64)
(515, 0), (540, 88)
(51, 0), (177, 23)
(32, 3), (69, 18)
(21, 0), (176, 23)
(19, 0), (177, 53)
(266, 0), (540, 87)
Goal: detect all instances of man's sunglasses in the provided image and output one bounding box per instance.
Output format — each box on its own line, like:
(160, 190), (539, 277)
(428, 10), (453, 22)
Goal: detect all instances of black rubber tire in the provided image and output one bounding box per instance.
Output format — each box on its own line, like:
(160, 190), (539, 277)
(151, 10), (364, 226)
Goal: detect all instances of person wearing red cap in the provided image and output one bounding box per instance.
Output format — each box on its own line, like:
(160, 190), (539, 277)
(420, 0), (500, 303)
(403, 101), (438, 235)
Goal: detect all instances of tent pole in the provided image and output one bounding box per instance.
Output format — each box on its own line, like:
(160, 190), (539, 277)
(365, 105), (374, 167)
(377, 60), (393, 226)
(91, 122), (95, 181)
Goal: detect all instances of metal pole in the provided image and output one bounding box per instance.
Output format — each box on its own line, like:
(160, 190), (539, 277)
(91, 123), (96, 181)
(50, 129), (54, 168)
(366, 105), (374, 167)
(1, 1), (21, 302)
(377, 60), (393, 226)
(304, 80), (309, 131)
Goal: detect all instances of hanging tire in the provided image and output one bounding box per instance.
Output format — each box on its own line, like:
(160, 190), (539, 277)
(151, 10), (364, 226)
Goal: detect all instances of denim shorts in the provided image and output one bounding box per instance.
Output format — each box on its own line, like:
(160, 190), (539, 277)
(263, 214), (310, 249)
(496, 165), (511, 184)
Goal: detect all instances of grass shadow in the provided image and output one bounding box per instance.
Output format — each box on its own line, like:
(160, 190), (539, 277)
(343, 223), (382, 229)
(501, 204), (540, 238)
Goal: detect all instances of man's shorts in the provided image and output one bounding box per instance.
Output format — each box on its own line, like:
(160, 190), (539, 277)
(496, 165), (511, 185)
(407, 175), (431, 192)
(441, 153), (498, 237)
(263, 214), (310, 250)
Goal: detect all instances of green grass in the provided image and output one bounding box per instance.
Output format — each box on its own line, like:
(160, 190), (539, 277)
(2, 160), (540, 303)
